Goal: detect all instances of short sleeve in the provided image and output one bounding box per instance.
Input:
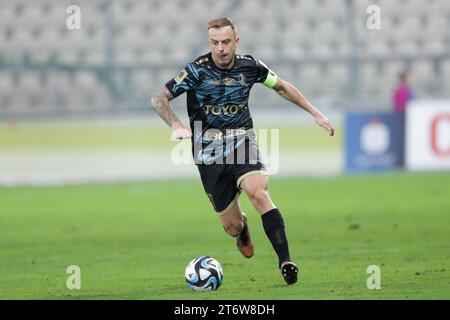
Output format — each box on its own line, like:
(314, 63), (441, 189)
(165, 63), (199, 98)
(255, 59), (278, 89)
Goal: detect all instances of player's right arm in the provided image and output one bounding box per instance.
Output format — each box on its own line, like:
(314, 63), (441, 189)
(150, 87), (192, 139)
(151, 63), (200, 139)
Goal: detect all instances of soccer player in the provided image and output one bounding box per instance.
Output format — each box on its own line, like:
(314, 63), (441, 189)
(151, 18), (334, 285)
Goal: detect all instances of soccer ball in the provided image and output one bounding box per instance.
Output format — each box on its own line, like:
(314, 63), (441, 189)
(185, 256), (223, 291)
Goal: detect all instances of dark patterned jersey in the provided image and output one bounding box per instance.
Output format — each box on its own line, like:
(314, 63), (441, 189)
(165, 52), (278, 164)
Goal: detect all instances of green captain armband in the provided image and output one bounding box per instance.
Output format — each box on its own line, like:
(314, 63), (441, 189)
(263, 70), (278, 89)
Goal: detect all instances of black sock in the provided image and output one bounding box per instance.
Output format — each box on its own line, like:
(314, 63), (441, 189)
(261, 208), (291, 268)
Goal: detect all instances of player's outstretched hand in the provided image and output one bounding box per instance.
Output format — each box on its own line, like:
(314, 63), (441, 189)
(171, 126), (192, 140)
(314, 113), (335, 136)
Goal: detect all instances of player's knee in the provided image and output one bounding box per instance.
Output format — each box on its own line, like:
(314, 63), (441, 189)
(250, 189), (270, 207)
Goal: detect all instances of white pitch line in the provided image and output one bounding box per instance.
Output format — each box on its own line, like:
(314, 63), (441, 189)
(0, 149), (341, 186)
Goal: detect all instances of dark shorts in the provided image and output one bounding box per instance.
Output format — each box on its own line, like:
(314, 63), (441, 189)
(195, 129), (268, 214)
(197, 161), (267, 214)
(197, 133), (267, 214)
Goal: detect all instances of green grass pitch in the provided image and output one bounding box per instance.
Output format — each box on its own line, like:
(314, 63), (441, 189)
(1, 172), (449, 299)
(0, 121), (341, 151)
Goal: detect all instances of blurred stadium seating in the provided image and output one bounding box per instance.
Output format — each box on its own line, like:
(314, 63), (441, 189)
(0, 0), (449, 117)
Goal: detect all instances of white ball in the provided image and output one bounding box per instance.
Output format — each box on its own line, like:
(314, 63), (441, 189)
(185, 256), (224, 291)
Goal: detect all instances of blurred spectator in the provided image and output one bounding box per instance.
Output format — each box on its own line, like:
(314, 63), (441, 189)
(392, 70), (414, 113)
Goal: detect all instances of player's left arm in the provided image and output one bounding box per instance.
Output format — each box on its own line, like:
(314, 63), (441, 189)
(272, 77), (335, 136)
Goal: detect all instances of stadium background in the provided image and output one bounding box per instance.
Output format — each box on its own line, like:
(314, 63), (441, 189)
(1, 0), (449, 299)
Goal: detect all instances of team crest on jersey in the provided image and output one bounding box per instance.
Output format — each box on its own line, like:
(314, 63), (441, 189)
(239, 73), (246, 85)
(175, 69), (188, 84)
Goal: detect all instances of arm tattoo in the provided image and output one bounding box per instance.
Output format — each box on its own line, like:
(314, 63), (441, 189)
(150, 87), (181, 128)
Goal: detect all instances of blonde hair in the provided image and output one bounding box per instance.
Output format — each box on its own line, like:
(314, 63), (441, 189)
(208, 17), (237, 35)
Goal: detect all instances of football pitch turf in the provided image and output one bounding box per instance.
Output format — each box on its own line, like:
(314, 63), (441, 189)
(1, 172), (449, 299)
(0, 120), (341, 151)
